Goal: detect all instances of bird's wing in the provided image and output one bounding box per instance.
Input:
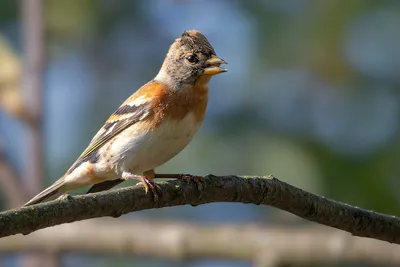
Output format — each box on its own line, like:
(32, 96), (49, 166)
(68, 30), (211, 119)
(66, 81), (165, 174)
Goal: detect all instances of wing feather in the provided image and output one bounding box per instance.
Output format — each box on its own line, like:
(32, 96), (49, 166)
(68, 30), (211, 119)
(78, 109), (147, 160)
(66, 99), (150, 174)
(65, 81), (167, 174)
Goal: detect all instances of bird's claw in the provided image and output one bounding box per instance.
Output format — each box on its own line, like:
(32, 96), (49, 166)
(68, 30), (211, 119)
(176, 174), (204, 190)
(137, 177), (162, 202)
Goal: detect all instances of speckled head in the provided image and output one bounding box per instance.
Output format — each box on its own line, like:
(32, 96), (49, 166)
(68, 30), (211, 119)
(156, 30), (227, 85)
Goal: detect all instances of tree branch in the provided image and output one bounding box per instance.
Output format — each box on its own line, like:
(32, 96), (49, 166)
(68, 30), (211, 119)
(0, 219), (399, 265)
(0, 175), (399, 244)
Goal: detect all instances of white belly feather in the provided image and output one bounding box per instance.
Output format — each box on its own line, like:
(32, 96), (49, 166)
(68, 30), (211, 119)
(109, 112), (200, 175)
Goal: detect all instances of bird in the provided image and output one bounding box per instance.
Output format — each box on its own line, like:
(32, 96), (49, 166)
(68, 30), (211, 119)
(23, 29), (227, 207)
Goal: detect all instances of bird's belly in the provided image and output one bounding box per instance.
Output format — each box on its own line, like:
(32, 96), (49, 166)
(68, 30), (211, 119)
(111, 112), (200, 175)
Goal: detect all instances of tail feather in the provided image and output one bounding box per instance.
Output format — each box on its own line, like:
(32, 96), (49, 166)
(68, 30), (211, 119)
(22, 176), (67, 207)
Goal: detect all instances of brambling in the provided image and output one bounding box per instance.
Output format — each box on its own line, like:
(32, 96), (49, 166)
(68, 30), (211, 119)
(23, 30), (227, 207)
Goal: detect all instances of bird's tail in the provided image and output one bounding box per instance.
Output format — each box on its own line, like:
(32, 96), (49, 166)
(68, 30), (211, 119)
(22, 175), (68, 207)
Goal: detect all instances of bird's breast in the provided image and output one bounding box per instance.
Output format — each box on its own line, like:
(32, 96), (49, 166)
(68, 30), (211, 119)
(109, 111), (202, 175)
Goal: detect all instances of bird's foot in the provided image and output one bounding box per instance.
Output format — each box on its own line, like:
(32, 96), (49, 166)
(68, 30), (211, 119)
(137, 176), (162, 202)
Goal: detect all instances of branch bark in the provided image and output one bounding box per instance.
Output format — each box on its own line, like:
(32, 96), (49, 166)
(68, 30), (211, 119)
(0, 219), (399, 265)
(1, 175), (399, 244)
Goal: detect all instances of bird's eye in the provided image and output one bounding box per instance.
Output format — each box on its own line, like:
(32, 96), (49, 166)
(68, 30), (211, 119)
(186, 55), (199, 64)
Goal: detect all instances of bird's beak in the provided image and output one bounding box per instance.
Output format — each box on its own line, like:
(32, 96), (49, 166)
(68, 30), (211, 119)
(203, 55), (228, 75)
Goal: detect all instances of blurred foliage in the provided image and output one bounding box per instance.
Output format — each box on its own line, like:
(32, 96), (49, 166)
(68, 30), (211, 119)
(0, 35), (23, 119)
(0, 4), (399, 267)
(0, 0), (17, 22)
(239, 0), (400, 214)
(0, 1), (400, 267)
(45, 0), (100, 41)
(44, 0), (146, 46)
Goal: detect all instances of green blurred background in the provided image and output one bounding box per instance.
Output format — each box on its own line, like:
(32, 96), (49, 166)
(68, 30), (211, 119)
(1, 0), (400, 266)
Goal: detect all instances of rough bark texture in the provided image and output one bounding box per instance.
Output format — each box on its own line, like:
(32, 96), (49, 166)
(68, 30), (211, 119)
(0, 219), (399, 265)
(0, 175), (399, 244)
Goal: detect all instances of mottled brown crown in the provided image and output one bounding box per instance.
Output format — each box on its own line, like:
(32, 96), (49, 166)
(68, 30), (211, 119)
(173, 30), (216, 57)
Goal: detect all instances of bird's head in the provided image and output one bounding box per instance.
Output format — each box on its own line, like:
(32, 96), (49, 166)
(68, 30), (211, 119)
(156, 30), (227, 86)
